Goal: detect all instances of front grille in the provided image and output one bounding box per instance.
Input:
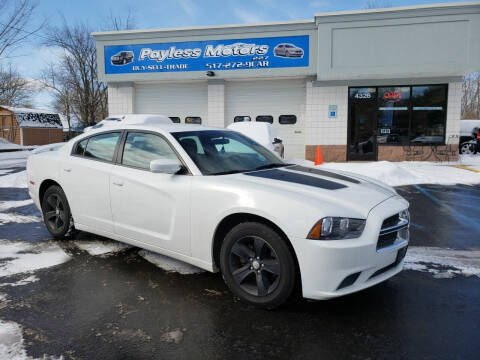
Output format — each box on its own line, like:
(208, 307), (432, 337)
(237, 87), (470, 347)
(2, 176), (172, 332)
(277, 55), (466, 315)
(377, 212), (409, 250)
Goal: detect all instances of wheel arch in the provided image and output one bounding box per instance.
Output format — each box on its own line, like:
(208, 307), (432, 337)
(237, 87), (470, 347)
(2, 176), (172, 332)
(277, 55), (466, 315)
(39, 179), (62, 207)
(212, 213), (301, 286)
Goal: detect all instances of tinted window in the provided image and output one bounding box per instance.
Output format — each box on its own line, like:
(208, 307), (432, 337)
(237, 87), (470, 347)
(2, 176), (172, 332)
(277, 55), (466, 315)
(410, 85), (447, 144)
(185, 116), (201, 124)
(169, 117), (181, 123)
(279, 115), (297, 124)
(377, 87), (410, 144)
(73, 138), (88, 156)
(172, 130), (284, 175)
(234, 116), (251, 122)
(256, 115), (273, 123)
(122, 132), (178, 170)
(84, 132), (120, 162)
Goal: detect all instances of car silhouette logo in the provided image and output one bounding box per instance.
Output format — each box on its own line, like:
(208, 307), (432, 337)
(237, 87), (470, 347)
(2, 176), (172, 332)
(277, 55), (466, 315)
(111, 51), (134, 65)
(273, 43), (304, 58)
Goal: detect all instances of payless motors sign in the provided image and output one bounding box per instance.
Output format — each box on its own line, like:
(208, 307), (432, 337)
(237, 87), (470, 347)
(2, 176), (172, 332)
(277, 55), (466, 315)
(104, 35), (309, 74)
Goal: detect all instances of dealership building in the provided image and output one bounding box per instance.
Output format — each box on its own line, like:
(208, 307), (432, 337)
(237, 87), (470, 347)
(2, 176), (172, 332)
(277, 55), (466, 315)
(93, 2), (480, 161)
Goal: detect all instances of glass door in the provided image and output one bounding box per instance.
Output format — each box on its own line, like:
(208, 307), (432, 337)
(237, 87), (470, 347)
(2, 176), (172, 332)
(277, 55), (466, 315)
(348, 87), (377, 161)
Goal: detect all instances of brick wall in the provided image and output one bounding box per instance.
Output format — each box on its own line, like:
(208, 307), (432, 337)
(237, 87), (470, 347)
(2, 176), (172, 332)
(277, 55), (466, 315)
(305, 145), (347, 162)
(378, 145), (459, 162)
(23, 128), (64, 145)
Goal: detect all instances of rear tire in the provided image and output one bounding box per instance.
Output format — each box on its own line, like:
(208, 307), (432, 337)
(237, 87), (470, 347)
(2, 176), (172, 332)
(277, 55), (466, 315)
(220, 222), (296, 309)
(41, 185), (74, 239)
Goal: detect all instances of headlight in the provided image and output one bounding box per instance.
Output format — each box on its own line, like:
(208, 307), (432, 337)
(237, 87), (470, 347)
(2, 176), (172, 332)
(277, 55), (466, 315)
(307, 217), (366, 240)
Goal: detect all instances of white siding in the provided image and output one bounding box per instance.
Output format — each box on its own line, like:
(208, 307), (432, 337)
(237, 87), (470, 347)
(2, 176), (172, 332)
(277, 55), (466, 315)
(135, 82), (208, 123)
(225, 79), (306, 159)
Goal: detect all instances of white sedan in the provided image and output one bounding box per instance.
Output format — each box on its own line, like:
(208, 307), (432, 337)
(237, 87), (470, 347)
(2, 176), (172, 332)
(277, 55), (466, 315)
(27, 119), (409, 308)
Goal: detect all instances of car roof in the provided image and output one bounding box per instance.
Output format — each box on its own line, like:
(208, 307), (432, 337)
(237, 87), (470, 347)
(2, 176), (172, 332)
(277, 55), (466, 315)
(83, 123), (226, 136)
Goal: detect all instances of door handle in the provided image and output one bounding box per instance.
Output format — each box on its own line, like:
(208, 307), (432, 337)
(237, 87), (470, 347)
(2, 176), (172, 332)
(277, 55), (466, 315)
(112, 181), (124, 187)
(63, 168), (72, 172)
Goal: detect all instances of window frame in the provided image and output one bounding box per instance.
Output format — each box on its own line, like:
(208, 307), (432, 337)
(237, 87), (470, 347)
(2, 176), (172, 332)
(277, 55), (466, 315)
(116, 130), (192, 174)
(185, 116), (202, 124)
(70, 130), (123, 164)
(348, 84), (449, 146)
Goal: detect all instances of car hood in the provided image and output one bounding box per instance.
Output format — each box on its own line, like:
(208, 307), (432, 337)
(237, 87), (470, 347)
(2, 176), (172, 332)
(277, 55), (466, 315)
(227, 165), (397, 217)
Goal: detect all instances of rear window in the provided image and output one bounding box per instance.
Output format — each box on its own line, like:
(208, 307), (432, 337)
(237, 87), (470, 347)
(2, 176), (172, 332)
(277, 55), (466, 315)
(83, 132), (121, 162)
(185, 116), (201, 124)
(234, 116), (251, 122)
(279, 115), (297, 125)
(256, 115), (273, 123)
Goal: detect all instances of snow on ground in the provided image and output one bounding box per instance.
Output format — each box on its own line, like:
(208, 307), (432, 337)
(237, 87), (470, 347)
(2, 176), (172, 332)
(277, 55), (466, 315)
(0, 152), (31, 170)
(138, 250), (204, 275)
(0, 139), (35, 151)
(0, 200), (33, 212)
(0, 240), (71, 278)
(0, 276), (39, 288)
(0, 170), (27, 188)
(404, 247), (480, 279)
(293, 154), (480, 187)
(0, 320), (61, 360)
(0, 213), (41, 226)
(74, 240), (130, 256)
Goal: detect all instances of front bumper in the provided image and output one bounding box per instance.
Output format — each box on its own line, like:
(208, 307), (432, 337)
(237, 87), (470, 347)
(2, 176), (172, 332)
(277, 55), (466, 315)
(293, 196), (409, 300)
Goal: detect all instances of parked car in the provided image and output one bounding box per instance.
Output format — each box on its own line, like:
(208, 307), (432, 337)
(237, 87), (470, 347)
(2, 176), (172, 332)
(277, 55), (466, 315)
(111, 51), (134, 65)
(27, 119), (409, 308)
(227, 122), (284, 158)
(274, 43), (304, 58)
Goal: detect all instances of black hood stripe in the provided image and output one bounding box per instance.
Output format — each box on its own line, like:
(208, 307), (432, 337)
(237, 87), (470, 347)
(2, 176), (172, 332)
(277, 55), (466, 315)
(244, 168), (347, 190)
(287, 165), (361, 184)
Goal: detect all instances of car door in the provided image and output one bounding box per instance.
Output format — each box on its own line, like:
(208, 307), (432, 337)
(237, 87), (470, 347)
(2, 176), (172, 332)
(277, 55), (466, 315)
(61, 131), (122, 233)
(109, 131), (191, 255)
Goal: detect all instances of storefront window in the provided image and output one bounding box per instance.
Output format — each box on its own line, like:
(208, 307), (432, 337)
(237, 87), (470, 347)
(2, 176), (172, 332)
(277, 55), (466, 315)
(377, 87), (410, 144)
(410, 85), (447, 144)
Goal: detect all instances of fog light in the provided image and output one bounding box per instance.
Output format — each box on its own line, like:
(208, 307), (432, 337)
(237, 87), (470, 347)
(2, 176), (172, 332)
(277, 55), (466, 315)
(399, 227), (410, 241)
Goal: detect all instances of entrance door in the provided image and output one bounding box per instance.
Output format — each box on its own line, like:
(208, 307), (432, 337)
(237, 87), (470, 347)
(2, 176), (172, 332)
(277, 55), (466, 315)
(348, 87), (377, 161)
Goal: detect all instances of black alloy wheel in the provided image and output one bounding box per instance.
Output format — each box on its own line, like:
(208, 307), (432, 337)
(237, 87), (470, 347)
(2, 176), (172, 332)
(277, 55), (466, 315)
(229, 235), (280, 296)
(42, 185), (73, 239)
(220, 222), (296, 309)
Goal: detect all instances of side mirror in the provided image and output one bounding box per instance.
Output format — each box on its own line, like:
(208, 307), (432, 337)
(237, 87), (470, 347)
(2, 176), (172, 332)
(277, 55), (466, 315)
(150, 159), (182, 174)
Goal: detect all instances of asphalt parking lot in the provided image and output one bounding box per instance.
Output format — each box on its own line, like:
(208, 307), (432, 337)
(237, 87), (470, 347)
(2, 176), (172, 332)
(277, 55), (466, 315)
(1, 159), (479, 360)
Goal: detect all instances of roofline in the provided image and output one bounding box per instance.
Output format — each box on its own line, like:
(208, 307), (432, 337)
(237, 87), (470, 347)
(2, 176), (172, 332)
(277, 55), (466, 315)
(315, 1), (480, 19)
(91, 19), (314, 38)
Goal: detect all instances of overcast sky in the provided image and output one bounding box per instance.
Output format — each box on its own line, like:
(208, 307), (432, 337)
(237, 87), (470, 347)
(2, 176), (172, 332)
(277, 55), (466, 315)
(2, 0), (465, 110)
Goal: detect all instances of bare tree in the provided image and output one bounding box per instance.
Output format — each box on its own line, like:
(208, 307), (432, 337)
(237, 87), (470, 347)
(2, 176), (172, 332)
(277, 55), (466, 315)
(0, 0), (43, 58)
(462, 72), (480, 119)
(105, 7), (136, 31)
(0, 66), (33, 106)
(43, 20), (107, 125)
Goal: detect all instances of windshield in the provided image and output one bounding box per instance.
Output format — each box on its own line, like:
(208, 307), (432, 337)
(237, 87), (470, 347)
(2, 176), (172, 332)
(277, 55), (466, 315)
(172, 130), (286, 175)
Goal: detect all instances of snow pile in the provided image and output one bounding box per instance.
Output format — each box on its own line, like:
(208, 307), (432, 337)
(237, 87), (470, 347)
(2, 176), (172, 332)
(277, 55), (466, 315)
(74, 240), (130, 256)
(292, 157), (480, 186)
(404, 247), (480, 279)
(0, 171), (27, 188)
(138, 250), (204, 274)
(0, 152), (31, 170)
(0, 240), (71, 278)
(0, 320), (61, 360)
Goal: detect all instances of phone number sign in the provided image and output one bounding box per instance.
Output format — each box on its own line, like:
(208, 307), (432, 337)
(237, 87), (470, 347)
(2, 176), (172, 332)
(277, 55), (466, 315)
(104, 35), (309, 74)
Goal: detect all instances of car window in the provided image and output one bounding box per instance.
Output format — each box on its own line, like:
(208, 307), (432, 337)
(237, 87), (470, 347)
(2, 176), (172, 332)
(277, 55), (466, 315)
(73, 138), (88, 156)
(185, 116), (201, 124)
(234, 116), (251, 122)
(122, 132), (179, 170)
(279, 115), (297, 125)
(286, 45), (293, 48)
(256, 115), (273, 123)
(84, 132), (120, 162)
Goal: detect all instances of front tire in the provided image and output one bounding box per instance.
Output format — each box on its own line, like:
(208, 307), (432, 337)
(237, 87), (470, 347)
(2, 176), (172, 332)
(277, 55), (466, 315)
(220, 222), (296, 309)
(41, 185), (74, 239)
(460, 142), (477, 154)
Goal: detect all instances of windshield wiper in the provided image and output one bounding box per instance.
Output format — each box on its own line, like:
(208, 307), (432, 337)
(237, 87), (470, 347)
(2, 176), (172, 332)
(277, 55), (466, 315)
(249, 163), (291, 172)
(210, 169), (249, 175)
